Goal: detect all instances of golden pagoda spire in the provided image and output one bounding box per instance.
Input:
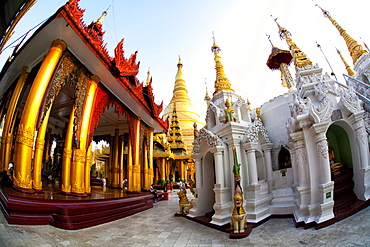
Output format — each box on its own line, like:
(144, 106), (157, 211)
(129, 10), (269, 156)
(204, 79), (211, 107)
(97, 6), (110, 25)
(211, 32), (234, 95)
(317, 5), (367, 64)
(336, 47), (356, 77)
(272, 16), (313, 71)
(175, 56), (184, 81)
(145, 68), (151, 87)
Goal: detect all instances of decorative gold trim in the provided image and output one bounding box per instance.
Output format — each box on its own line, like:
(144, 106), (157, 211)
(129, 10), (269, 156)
(16, 124), (34, 148)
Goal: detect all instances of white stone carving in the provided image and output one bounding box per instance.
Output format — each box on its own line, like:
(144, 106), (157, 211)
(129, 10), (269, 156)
(245, 118), (270, 143)
(192, 128), (221, 153)
(310, 97), (333, 124)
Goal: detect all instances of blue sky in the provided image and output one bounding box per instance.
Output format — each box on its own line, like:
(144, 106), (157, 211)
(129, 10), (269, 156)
(1, 0), (369, 122)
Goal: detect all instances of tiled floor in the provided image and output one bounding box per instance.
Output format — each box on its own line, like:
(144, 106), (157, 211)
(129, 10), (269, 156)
(0, 190), (369, 246)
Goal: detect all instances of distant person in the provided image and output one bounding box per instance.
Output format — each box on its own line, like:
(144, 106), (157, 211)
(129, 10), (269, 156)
(123, 178), (128, 191)
(150, 184), (158, 202)
(102, 177), (107, 187)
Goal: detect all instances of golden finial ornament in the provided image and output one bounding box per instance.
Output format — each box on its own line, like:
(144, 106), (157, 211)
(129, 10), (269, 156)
(336, 47), (356, 77)
(97, 6), (110, 25)
(211, 32), (234, 95)
(272, 16), (313, 71)
(317, 5), (367, 64)
(145, 68), (151, 87)
(266, 34), (294, 88)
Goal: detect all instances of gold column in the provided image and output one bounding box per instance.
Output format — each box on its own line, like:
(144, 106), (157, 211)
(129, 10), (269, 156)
(160, 158), (166, 185)
(43, 128), (52, 171)
(71, 75), (98, 196)
(85, 143), (92, 194)
(133, 117), (141, 192)
(147, 128), (154, 188)
(1, 66), (28, 171)
(119, 135), (124, 188)
(32, 106), (52, 192)
(14, 40), (66, 192)
(127, 135), (133, 191)
(112, 129), (120, 187)
(143, 145), (149, 190)
(61, 106), (75, 195)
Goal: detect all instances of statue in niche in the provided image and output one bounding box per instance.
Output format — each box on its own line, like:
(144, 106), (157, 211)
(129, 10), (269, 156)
(327, 140), (343, 174)
(224, 99), (237, 123)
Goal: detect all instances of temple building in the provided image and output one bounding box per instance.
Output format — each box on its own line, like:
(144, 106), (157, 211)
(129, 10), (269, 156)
(0, 0), (167, 228)
(189, 9), (369, 232)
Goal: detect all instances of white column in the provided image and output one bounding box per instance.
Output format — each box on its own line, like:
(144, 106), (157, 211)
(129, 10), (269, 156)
(314, 132), (331, 185)
(261, 143), (273, 184)
(210, 146), (225, 188)
(244, 142), (259, 185)
(192, 154), (203, 188)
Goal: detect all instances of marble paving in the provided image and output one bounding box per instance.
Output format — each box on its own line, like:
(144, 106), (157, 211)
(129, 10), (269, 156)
(0, 190), (369, 247)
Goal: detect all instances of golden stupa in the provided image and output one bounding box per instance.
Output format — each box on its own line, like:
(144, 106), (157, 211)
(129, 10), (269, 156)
(162, 57), (203, 154)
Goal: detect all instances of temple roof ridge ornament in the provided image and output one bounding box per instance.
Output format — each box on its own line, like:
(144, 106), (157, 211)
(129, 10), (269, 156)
(316, 4), (367, 64)
(272, 16), (313, 71)
(211, 32), (234, 95)
(112, 39), (140, 77)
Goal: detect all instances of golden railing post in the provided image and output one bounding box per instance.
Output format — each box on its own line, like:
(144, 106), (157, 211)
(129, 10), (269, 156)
(61, 106), (75, 195)
(71, 75), (98, 196)
(13, 40), (66, 193)
(1, 66), (28, 171)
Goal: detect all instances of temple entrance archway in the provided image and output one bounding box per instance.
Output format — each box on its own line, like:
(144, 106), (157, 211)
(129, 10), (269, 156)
(199, 151), (216, 216)
(327, 122), (358, 215)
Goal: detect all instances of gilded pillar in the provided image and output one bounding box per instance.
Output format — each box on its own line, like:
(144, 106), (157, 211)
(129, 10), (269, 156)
(61, 106), (75, 195)
(119, 135), (124, 188)
(133, 117), (141, 192)
(1, 66), (28, 171)
(71, 75), (99, 196)
(143, 144), (149, 190)
(147, 128), (154, 189)
(32, 106), (52, 192)
(14, 40), (67, 191)
(85, 143), (93, 194)
(127, 133), (133, 191)
(160, 158), (166, 185)
(112, 129), (120, 188)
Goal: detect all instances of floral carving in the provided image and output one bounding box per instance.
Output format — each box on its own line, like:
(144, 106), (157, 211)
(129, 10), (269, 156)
(245, 118), (270, 143)
(40, 54), (74, 127)
(310, 97), (333, 124)
(317, 140), (328, 159)
(339, 85), (361, 114)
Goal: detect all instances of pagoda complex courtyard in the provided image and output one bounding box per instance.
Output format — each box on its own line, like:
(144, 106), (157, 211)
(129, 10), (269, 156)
(0, 0), (369, 242)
